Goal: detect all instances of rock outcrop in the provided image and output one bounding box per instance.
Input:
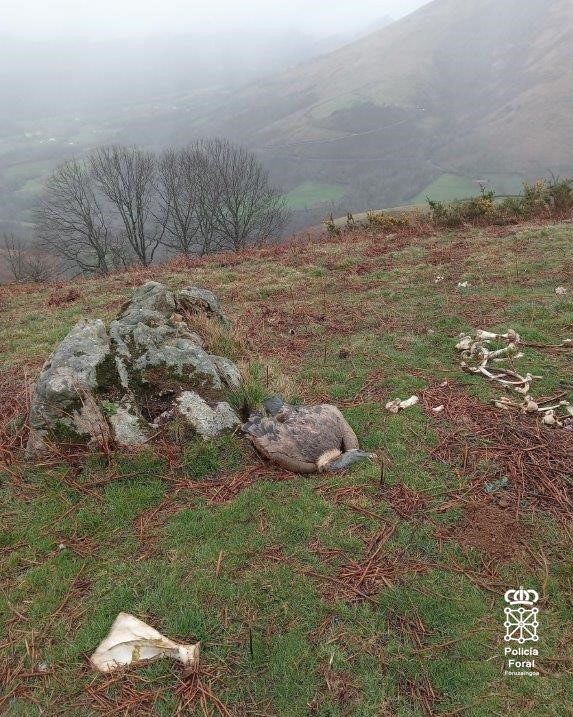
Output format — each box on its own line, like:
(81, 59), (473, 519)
(27, 282), (241, 452)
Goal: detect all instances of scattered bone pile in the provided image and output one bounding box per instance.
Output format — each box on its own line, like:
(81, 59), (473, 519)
(456, 329), (573, 427)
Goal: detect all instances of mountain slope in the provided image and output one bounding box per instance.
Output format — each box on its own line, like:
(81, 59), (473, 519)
(190, 0), (573, 210)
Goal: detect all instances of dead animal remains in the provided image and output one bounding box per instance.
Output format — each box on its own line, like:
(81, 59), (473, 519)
(243, 396), (375, 473)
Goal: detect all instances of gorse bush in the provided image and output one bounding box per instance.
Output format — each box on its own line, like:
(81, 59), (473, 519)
(427, 187), (496, 228)
(521, 176), (573, 215)
(367, 210), (410, 230)
(323, 214), (341, 237)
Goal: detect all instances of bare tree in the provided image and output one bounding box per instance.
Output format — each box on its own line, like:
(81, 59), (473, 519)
(204, 138), (288, 252)
(192, 142), (225, 256)
(2, 233), (57, 283)
(90, 145), (166, 266)
(157, 148), (200, 257)
(35, 159), (120, 275)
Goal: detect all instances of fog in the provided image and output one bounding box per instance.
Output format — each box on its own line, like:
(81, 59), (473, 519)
(0, 0), (436, 236)
(4, 1), (430, 38)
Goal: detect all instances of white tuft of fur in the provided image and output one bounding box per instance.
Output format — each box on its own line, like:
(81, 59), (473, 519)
(316, 449), (342, 472)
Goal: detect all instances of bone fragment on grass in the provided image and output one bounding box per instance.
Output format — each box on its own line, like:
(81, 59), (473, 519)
(385, 395), (419, 413)
(90, 612), (200, 673)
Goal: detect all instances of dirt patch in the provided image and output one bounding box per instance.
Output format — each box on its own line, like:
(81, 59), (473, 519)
(449, 501), (529, 562)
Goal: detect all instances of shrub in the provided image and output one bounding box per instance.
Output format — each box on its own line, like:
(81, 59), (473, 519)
(428, 187), (496, 228)
(367, 210), (410, 230)
(426, 177), (573, 228)
(324, 214), (341, 237)
(547, 176), (573, 214)
(521, 180), (551, 215)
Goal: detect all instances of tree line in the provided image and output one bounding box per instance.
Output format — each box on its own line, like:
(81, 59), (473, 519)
(2, 139), (288, 281)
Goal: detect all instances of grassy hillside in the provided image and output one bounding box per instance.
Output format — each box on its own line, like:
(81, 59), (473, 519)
(1, 219), (572, 715)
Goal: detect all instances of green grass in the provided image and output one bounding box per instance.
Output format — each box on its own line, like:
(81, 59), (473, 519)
(285, 181), (347, 210)
(1, 221), (572, 715)
(411, 172), (528, 205)
(411, 173), (484, 204)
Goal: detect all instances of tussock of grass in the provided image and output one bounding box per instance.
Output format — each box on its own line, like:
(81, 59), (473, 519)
(229, 361), (270, 415)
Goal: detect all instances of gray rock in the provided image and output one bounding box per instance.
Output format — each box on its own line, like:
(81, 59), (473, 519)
(109, 283), (227, 390)
(176, 391), (240, 439)
(177, 287), (229, 326)
(28, 319), (111, 444)
(109, 406), (149, 447)
(27, 282), (241, 453)
(211, 356), (242, 389)
(128, 281), (177, 315)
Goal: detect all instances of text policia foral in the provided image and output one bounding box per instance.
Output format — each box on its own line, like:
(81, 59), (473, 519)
(505, 646), (538, 669)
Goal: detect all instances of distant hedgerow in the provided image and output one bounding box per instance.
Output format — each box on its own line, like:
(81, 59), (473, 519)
(427, 176), (573, 228)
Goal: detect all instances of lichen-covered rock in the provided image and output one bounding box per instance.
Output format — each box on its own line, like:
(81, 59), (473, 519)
(176, 391), (240, 439)
(177, 287), (229, 326)
(211, 356), (242, 389)
(109, 283), (227, 390)
(27, 282), (242, 453)
(109, 406), (148, 447)
(28, 319), (111, 449)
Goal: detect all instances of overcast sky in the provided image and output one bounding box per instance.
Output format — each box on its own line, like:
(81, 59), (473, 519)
(3, 0), (432, 38)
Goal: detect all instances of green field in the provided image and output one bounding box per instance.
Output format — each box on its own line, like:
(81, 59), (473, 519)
(411, 174), (484, 204)
(1, 221), (572, 715)
(411, 172), (527, 205)
(285, 181), (347, 210)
